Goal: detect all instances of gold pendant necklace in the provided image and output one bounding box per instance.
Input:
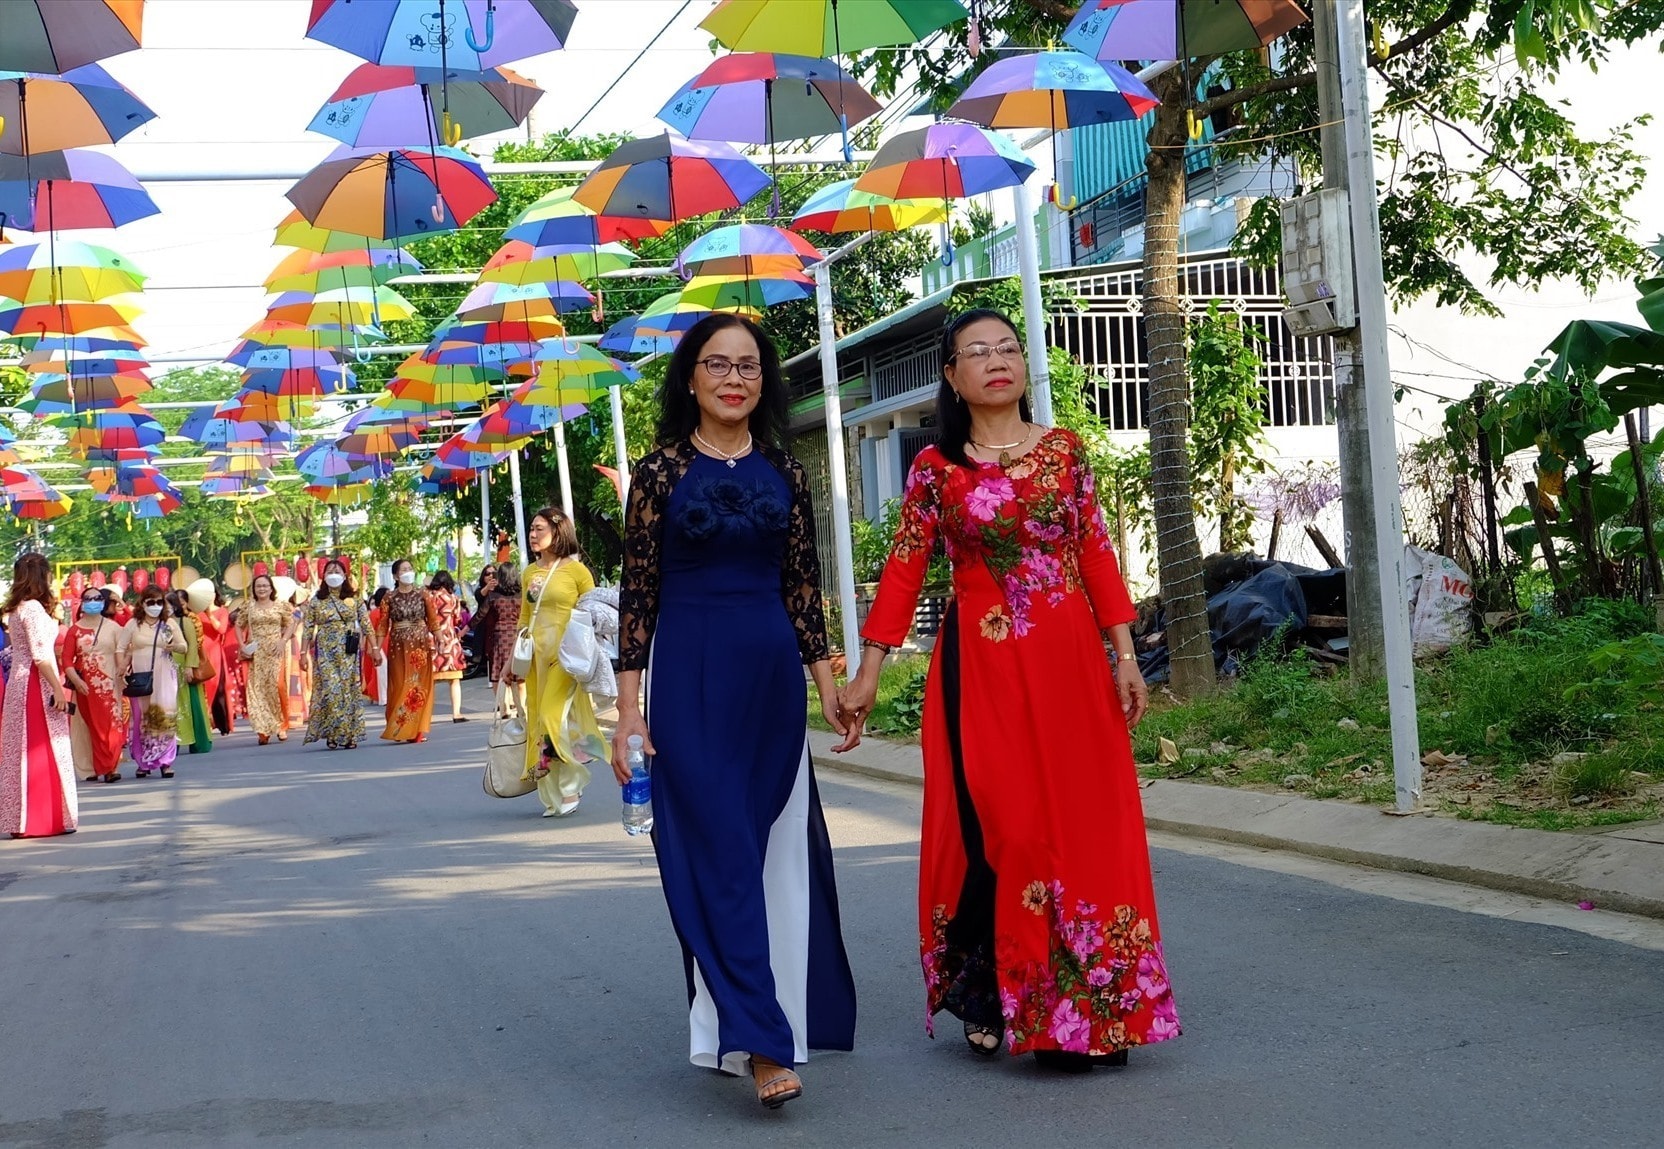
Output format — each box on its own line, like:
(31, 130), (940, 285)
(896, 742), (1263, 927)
(971, 424), (1032, 468)
(694, 429), (753, 468)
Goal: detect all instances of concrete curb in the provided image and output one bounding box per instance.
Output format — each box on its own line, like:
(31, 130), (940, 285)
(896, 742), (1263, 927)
(808, 731), (1664, 921)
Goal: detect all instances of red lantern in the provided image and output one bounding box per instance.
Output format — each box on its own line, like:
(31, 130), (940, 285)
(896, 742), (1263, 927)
(90, 569), (106, 588)
(65, 572), (85, 600)
(155, 566), (172, 589)
(253, 561), (268, 577)
(133, 568), (150, 595)
(112, 568), (129, 593)
(296, 555), (312, 582)
(275, 558), (290, 577)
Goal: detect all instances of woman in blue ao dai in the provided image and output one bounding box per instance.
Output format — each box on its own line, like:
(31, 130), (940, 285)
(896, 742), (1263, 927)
(613, 315), (857, 1111)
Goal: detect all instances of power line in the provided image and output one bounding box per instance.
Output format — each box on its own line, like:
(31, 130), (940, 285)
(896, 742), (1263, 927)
(563, 0), (694, 140)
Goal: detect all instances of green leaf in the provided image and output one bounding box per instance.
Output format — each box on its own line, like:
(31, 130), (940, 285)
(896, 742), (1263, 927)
(1500, 505), (1537, 527)
(1609, 526), (1645, 555)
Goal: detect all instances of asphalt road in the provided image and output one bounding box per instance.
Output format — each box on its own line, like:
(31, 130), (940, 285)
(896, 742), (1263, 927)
(2, 699), (1661, 1149)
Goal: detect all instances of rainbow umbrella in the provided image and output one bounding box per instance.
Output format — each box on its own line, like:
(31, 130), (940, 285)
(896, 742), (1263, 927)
(434, 433), (508, 470)
(305, 0), (577, 70)
(0, 297), (142, 336)
(60, 405), (165, 456)
(1063, 0), (1308, 60)
(225, 342), (345, 373)
(0, 240), (145, 302)
(285, 145), (497, 240)
(791, 177), (947, 233)
(22, 340), (148, 373)
(90, 461), (182, 508)
(479, 239), (635, 286)
(240, 361), (357, 400)
(0, 149), (159, 231)
(296, 442), (393, 482)
(265, 285), (415, 327)
(336, 408), (428, 456)
(854, 122), (1036, 200)
(25, 372), (150, 411)
(306, 482), (375, 506)
(420, 336), (538, 372)
(948, 50), (1159, 131)
(0, 2), (145, 73)
(264, 246), (424, 293)
(681, 273), (813, 311)
(180, 402), (294, 450)
(676, 222), (821, 279)
(455, 279), (594, 318)
(0, 64), (156, 155)
(415, 458), (478, 493)
(505, 186), (670, 248)
(201, 475), (273, 500)
(204, 450), (281, 477)
(309, 62), (543, 148)
(574, 132), (770, 224)
(599, 314), (681, 356)
(273, 209), (405, 254)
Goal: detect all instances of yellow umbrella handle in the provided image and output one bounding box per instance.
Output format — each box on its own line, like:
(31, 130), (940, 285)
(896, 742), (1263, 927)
(1187, 109), (1205, 141)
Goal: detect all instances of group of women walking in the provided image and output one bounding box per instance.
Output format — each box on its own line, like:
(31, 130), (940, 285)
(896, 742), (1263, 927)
(602, 309), (1177, 1112)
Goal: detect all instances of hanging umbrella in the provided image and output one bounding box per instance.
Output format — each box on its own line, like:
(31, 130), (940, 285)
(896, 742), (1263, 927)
(226, 342), (346, 373)
(948, 51), (1160, 130)
(700, 0), (965, 56)
(265, 286), (415, 327)
(296, 442), (393, 482)
(430, 315), (566, 346)
(309, 62), (543, 148)
(337, 408), (429, 456)
(658, 53), (881, 185)
(22, 342), (148, 373)
(525, 341), (638, 391)
(455, 279), (594, 318)
(0, 297), (143, 336)
(285, 145), (497, 240)
(59, 405), (164, 454)
(201, 475), (273, 500)
(573, 132), (770, 224)
(0, 239), (145, 302)
(181, 403), (294, 450)
(853, 122), (1036, 200)
(434, 432), (508, 470)
(0, 2), (145, 74)
(681, 273), (813, 311)
(1062, 0), (1308, 60)
(234, 320), (366, 350)
(676, 222), (822, 280)
(791, 177), (947, 233)
(599, 314), (681, 356)
(479, 239), (635, 286)
(305, 482), (374, 506)
(26, 372), (150, 410)
(420, 336), (537, 372)
(305, 0), (577, 70)
(264, 246), (424, 293)
(0, 64), (156, 156)
(240, 362), (357, 400)
(0, 149), (159, 231)
(273, 209), (406, 253)
(415, 458), (478, 494)
(505, 186), (669, 247)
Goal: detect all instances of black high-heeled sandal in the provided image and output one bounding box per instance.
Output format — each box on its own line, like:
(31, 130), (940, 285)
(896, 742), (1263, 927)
(964, 1022), (1002, 1057)
(1033, 1050), (1094, 1074)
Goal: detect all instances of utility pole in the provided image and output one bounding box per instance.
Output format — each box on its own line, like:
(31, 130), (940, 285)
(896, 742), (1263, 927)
(1334, 0), (1422, 812)
(1313, 0), (1384, 678)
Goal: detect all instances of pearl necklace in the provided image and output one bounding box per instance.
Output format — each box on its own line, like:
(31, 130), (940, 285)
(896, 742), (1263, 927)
(694, 429), (753, 468)
(970, 424), (1033, 468)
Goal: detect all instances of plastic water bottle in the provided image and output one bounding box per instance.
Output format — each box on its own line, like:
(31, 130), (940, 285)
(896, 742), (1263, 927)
(622, 734), (653, 836)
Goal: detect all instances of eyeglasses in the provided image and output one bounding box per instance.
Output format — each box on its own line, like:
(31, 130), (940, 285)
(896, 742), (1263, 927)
(696, 356), (763, 380)
(948, 339), (1024, 366)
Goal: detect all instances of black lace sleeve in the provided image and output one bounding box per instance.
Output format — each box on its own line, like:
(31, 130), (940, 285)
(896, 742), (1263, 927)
(765, 447), (831, 665)
(618, 446), (687, 671)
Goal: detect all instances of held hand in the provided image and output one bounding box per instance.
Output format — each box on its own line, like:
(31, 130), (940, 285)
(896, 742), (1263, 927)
(1116, 659), (1149, 730)
(832, 673), (879, 753)
(818, 681), (848, 740)
(374, 650), (385, 666)
(51, 692), (70, 713)
(298, 654), (310, 672)
(611, 710), (654, 786)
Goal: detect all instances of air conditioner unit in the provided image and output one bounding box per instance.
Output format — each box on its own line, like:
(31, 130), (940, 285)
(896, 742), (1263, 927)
(1279, 189), (1357, 336)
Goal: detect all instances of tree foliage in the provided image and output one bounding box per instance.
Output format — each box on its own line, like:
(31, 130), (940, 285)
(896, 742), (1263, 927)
(1187, 302), (1269, 552)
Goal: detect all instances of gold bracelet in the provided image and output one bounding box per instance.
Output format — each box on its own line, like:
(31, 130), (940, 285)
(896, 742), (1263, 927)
(861, 639), (893, 655)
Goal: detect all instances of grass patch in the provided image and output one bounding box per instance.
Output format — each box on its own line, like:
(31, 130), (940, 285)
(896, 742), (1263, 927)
(809, 653), (930, 744)
(1133, 599), (1664, 830)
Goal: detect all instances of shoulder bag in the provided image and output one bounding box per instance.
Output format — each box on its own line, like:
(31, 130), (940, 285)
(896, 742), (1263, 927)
(187, 617), (217, 685)
(510, 562), (556, 678)
(483, 681), (535, 798)
(339, 598), (362, 657)
(123, 622), (163, 698)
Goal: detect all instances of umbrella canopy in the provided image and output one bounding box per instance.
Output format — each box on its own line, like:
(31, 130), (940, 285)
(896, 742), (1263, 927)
(854, 123), (1036, 200)
(573, 132), (770, 224)
(305, 0), (577, 69)
(21, 343), (148, 374)
(0, 64), (156, 156)
(415, 458), (479, 493)
(201, 475), (273, 500)
(27, 372), (150, 409)
(59, 405), (165, 456)
(948, 50), (1160, 131)
(0, 239), (145, 302)
(296, 441), (392, 482)
(700, 0), (965, 56)
(0, 298), (143, 336)
(505, 186), (669, 247)
(264, 246), (423, 293)
(264, 285), (415, 327)
(430, 315), (566, 345)
(1063, 0), (1308, 60)
(240, 362), (357, 400)
(479, 239), (635, 286)
(226, 342), (346, 372)
(181, 403), (294, 450)
(676, 223), (821, 279)
(791, 177), (947, 233)
(680, 273), (812, 311)
(599, 314), (681, 356)
(90, 462), (182, 511)
(273, 209), (406, 253)
(657, 52), (881, 145)
(309, 62), (543, 148)
(0, 148), (159, 230)
(0, 1), (144, 74)
(305, 482), (374, 505)
(434, 433), (508, 470)
(285, 145), (497, 240)
(337, 408), (429, 456)
(455, 279), (594, 320)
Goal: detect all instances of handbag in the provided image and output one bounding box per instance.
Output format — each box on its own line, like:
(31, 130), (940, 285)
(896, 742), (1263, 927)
(483, 681), (535, 798)
(123, 622), (163, 698)
(558, 606), (599, 682)
(338, 599), (361, 656)
(510, 560), (556, 678)
(187, 619), (217, 685)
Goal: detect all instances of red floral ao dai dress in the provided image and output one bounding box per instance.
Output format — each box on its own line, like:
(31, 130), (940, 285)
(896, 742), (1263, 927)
(862, 428), (1180, 1057)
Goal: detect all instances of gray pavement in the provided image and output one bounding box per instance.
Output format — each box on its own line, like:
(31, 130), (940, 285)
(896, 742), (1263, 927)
(2, 693), (1662, 1148)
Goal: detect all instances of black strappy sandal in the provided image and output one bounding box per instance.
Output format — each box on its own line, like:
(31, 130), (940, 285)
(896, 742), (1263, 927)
(964, 1022), (1002, 1057)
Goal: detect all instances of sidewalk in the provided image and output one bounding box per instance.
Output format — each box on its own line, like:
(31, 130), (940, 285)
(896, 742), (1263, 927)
(808, 729), (1664, 921)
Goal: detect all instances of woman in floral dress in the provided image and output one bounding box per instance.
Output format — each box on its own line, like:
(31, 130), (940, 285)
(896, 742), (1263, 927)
(0, 554), (77, 837)
(237, 575), (294, 746)
(299, 559), (378, 750)
(427, 571), (467, 723)
(121, 587), (188, 778)
(842, 308), (1177, 1072)
(61, 586), (126, 784)
(380, 559), (439, 743)
(475, 561), (523, 715)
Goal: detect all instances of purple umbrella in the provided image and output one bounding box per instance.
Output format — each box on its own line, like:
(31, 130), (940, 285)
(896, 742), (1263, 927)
(305, 0), (577, 70)
(0, 149), (158, 231)
(308, 62), (543, 148)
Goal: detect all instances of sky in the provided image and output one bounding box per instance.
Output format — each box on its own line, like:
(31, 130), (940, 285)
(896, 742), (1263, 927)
(45, 1), (1664, 399)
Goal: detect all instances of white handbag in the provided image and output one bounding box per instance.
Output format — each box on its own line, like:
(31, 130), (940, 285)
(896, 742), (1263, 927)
(510, 560), (556, 678)
(558, 607), (599, 681)
(483, 681), (534, 799)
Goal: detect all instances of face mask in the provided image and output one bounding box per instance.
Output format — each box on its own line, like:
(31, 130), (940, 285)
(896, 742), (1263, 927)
(398, 571), (416, 586)
(145, 604), (164, 618)
(81, 601), (104, 616)
(324, 573), (346, 588)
